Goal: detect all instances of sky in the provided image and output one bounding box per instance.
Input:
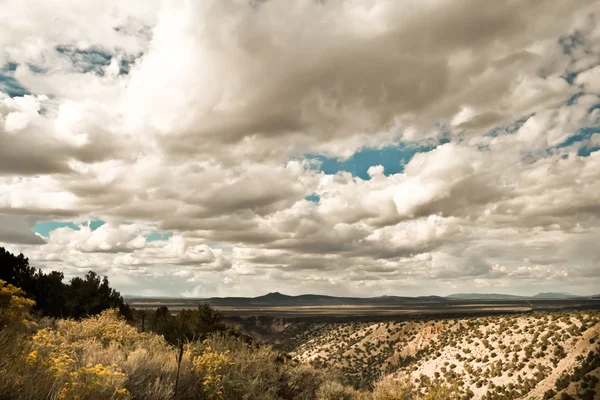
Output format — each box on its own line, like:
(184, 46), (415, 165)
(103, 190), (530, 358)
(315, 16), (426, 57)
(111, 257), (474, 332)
(1, 0), (600, 298)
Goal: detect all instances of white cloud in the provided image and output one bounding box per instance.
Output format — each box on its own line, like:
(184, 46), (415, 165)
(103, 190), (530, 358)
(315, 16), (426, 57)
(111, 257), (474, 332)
(367, 165), (385, 178)
(0, 0), (600, 296)
(576, 65), (600, 93)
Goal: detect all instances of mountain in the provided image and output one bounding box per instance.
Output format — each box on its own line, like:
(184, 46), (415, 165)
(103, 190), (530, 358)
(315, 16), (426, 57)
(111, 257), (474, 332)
(201, 293), (450, 307)
(122, 294), (179, 300)
(255, 292), (293, 301)
(446, 293), (526, 300)
(533, 292), (576, 299)
(126, 292), (594, 307)
(446, 292), (586, 300)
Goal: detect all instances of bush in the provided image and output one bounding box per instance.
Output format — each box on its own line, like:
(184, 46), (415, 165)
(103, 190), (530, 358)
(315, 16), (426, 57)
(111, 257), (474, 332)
(0, 279), (36, 330)
(0, 279), (44, 399)
(1, 306), (359, 400)
(58, 364), (130, 400)
(372, 374), (418, 400)
(316, 380), (357, 400)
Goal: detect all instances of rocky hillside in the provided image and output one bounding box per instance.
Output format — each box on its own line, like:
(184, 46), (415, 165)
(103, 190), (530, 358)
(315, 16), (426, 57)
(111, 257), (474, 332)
(277, 311), (600, 400)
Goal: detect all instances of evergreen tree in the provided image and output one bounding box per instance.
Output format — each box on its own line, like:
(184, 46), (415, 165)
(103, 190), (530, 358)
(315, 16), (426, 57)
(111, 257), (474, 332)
(0, 247), (131, 319)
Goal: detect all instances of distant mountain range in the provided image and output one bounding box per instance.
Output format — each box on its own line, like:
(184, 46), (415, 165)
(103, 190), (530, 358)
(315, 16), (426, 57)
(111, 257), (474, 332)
(201, 292), (449, 307)
(445, 293), (524, 300)
(446, 292), (579, 300)
(125, 291), (596, 306)
(532, 292), (578, 299)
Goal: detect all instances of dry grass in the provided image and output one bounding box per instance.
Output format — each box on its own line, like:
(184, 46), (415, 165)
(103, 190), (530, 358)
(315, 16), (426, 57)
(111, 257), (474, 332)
(0, 307), (363, 400)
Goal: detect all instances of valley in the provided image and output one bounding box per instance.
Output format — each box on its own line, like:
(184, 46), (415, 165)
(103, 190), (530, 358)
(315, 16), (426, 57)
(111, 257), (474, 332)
(128, 294), (600, 399)
(272, 310), (600, 399)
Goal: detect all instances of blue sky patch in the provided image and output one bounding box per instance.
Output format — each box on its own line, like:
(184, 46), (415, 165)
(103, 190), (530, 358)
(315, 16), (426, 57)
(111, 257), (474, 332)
(578, 145), (600, 157)
(33, 220), (105, 237)
(33, 221), (80, 237)
(56, 45), (113, 75)
(486, 115), (531, 138)
(53, 45), (137, 76)
(566, 92), (585, 106)
(87, 220), (106, 230)
(562, 71), (578, 85)
(557, 31), (586, 85)
(0, 63), (29, 97)
(305, 143), (439, 180)
(146, 232), (173, 242)
(558, 31), (584, 56)
(305, 194), (320, 203)
(118, 58), (133, 75)
(4, 62), (17, 72)
(33, 219), (174, 243)
(556, 126), (600, 156)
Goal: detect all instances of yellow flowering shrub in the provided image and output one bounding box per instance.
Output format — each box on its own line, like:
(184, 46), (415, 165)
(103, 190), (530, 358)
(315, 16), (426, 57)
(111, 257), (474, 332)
(2, 302), (360, 399)
(26, 312), (144, 399)
(192, 346), (233, 400)
(56, 309), (148, 347)
(29, 327), (76, 377)
(0, 279), (36, 330)
(0, 281), (44, 397)
(59, 364), (130, 400)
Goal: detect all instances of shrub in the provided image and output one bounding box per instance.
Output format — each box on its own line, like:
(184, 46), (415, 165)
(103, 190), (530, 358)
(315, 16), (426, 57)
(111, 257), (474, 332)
(58, 364), (130, 400)
(0, 279), (44, 399)
(316, 380), (357, 400)
(1, 306), (360, 400)
(191, 346), (232, 399)
(0, 279), (36, 330)
(372, 374), (418, 400)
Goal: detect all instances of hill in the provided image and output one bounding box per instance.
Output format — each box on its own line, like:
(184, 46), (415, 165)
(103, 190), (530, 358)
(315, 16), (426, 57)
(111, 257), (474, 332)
(533, 292), (577, 299)
(447, 292), (583, 300)
(275, 310), (600, 399)
(200, 293), (450, 307)
(446, 293), (526, 300)
(128, 292), (592, 307)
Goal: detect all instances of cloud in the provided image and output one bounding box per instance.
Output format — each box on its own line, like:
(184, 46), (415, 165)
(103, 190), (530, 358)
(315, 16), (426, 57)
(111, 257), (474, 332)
(0, 0), (600, 296)
(119, 0), (594, 150)
(0, 215), (46, 245)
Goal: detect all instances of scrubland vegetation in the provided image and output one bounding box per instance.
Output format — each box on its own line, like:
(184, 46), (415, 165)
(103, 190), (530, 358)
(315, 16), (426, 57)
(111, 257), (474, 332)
(0, 248), (453, 399)
(1, 247), (599, 399)
(0, 278), (460, 400)
(0, 288), (346, 399)
(282, 311), (600, 399)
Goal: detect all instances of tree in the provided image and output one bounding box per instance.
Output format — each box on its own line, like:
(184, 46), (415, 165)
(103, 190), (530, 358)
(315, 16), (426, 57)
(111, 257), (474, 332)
(0, 247), (131, 320)
(145, 305), (229, 345)
(0, 248), (36, 294)
(134, 309), (148, 332)
(33, 270), (68, 318)
(149, 306), (178, 343)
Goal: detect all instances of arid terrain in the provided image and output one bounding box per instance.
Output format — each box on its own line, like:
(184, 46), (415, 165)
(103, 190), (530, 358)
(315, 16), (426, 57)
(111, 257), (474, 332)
(127, 294), (600, 399)
(127, 292), (600, 317)
(2, 247), (600, 399)
(272, 311), (600, 399)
